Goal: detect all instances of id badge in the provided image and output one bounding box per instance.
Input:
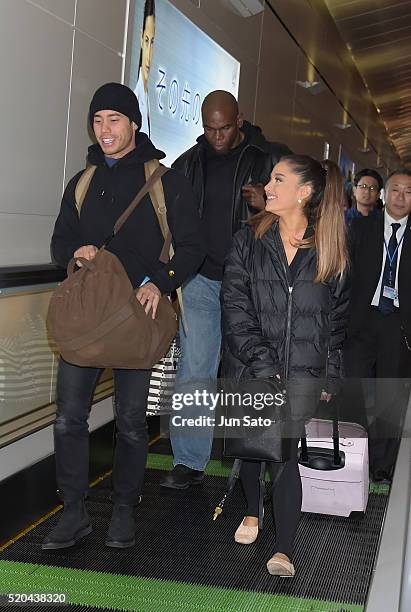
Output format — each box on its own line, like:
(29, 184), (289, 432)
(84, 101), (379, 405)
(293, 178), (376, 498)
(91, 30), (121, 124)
(383, 285), (397, 300)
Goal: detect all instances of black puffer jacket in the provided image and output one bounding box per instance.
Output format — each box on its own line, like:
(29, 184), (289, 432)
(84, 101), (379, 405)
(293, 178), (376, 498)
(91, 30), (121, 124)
(172, 121), (291, 233)
(221, 224), (349, 398)
(51, 133), (204, 293)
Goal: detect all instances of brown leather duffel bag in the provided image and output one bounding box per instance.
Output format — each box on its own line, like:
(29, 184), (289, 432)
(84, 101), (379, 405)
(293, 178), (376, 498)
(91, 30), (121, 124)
(47, 163), (177, 369)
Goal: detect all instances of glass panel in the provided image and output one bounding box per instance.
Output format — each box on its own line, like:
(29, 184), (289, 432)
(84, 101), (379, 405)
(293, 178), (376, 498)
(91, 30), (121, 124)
(0, 286), (57, 426)
(0, 282), (114, 443)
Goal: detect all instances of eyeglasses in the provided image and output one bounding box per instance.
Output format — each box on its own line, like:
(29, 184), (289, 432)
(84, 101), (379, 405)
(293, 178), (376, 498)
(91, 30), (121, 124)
(356, 183), (379, 192)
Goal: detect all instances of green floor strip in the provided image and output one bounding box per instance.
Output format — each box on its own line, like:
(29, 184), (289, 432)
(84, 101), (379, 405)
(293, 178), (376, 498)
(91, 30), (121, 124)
(146, 452), (389, 494)
(0, 560), (363, 612)
(369, 481), (390, 495)
(146, 452), (233, 478)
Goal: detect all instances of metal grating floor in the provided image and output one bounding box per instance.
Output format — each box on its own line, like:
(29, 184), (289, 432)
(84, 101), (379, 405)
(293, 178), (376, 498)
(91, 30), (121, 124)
(1, 463), (388, 609)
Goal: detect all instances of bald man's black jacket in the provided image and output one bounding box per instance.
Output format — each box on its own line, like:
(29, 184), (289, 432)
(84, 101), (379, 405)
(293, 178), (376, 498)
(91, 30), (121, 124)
(172, 121), (291, 233)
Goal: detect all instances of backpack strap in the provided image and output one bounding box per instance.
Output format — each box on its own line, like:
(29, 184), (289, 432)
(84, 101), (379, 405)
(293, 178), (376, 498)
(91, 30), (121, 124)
(144, 159), (186, 331)
(74, 165), (97, 215)
(144, 160), (170, 250)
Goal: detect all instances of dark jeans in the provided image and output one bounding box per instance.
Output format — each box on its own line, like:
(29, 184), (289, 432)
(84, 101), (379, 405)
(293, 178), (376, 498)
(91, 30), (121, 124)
(240, 438), (301, 559)
(54, 358), (151, 504)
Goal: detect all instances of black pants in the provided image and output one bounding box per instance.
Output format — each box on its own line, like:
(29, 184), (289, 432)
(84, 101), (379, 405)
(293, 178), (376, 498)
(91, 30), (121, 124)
(54, 358), (151, 503)
(239, 438), (301, 559)
(344, 308), (411, 475)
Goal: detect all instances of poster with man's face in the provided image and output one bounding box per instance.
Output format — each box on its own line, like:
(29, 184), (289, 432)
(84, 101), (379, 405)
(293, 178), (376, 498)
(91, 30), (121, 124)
(127, 0), (240, 164)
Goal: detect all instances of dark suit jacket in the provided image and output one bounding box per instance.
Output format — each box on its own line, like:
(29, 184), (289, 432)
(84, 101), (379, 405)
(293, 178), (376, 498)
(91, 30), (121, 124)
(347, 212), (411, 340)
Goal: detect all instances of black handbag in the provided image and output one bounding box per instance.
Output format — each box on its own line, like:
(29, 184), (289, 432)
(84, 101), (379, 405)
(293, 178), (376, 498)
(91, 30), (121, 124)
(223, 377), (292, 463)
(214, 378), (290, 527)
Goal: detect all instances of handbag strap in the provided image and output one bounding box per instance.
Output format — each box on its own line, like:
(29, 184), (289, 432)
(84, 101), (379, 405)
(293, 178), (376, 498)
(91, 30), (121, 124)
(213, 458), (242, 521)
(258, 462), (266, 529)
(213, 459), (286, 525)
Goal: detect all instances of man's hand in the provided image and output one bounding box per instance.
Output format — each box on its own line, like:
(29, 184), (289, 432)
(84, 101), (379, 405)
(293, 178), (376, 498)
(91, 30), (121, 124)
(74, 245), (98, 267)
(320, 390), (332, 402)
(136, 282), (161, 319)
(242, 183), (265, 210)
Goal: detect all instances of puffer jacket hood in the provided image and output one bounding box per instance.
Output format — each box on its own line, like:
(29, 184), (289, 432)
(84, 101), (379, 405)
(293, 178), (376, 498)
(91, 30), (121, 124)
(195, 120), (274, 153)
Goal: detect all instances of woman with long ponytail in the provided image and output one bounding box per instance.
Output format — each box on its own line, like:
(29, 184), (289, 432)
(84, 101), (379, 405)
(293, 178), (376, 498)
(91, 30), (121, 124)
(221, 155), (349, 577)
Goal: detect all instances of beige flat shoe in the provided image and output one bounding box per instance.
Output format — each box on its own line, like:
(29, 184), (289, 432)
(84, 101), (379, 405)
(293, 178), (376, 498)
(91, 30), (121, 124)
(266, 553), (295, 577)
(234, 518), (259, 544)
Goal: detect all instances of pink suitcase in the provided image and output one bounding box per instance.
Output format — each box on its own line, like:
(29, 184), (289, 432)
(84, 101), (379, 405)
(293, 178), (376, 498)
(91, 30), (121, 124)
(298, 418), (369, 517)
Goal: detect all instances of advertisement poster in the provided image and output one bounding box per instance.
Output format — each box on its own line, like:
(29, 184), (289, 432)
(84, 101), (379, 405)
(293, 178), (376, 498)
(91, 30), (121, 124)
(338, 145), (356, 180)
(127, 0), (240, 164)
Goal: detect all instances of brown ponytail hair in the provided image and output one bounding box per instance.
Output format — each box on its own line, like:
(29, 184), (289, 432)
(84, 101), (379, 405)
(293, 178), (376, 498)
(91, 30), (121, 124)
(249, 155), (348, 283)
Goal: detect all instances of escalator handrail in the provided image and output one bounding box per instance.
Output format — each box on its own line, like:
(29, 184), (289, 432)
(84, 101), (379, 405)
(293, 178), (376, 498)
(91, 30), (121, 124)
(0, 264), (66, 289)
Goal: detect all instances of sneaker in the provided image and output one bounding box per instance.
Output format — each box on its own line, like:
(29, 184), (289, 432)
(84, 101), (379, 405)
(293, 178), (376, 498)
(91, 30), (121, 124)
(160, 465), (205, 489)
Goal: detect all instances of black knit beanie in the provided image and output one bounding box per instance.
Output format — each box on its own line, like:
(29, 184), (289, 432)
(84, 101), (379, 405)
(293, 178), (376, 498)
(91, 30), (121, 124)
(89, 82), (142, 129)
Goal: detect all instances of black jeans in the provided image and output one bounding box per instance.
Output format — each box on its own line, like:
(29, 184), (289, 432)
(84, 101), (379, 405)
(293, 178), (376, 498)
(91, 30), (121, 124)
(239, 438), (301, 559)
(54, 358), (151, 504)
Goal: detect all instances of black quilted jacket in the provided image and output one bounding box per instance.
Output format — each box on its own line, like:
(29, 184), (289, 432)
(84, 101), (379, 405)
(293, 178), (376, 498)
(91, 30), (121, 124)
(221, 223), (350, 400)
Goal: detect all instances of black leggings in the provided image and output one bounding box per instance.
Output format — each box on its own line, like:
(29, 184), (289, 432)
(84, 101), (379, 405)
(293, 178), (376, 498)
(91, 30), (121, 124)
(239, 439), (301, 559)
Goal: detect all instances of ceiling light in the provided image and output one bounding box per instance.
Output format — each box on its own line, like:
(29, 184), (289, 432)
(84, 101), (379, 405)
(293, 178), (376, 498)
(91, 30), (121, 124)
(297, 80), (320, 89)
(358, 147), (371, 153)
(296, 80), (325, 95)
(335, 122), (352, 130)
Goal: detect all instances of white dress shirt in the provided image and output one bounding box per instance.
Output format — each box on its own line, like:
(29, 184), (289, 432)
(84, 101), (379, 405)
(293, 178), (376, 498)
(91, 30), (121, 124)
(371, 210), (408, 308)
(135, 70), (150, 137)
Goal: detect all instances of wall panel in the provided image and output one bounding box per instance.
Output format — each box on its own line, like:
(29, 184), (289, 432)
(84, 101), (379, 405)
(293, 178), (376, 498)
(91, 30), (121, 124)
(0, 213), (55, 266)
(25, 0), (76, 24)
(0, 0), (72, 218)
(65, 31), (123, 183)
(76, 0), (127, 53)
(0, 0), (127, 266)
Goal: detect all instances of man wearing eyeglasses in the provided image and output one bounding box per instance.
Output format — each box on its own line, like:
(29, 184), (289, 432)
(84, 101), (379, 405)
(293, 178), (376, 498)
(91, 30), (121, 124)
(344, 169), (411, 482)
(345, 169), (383, 223)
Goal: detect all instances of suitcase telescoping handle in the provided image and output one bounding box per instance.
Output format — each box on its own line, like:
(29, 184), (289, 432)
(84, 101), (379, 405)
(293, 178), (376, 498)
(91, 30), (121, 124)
(300, 396), (342, 467)
(332, 402), (341, 466)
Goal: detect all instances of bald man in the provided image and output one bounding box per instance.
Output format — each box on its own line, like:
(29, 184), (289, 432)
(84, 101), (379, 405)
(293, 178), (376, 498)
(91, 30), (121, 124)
(161, 90), (291, 490)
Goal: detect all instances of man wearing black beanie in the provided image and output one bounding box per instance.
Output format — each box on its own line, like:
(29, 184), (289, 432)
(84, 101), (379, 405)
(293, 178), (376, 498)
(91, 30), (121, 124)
(89, 82), (143, 130)
(44, 83), (204, 550)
